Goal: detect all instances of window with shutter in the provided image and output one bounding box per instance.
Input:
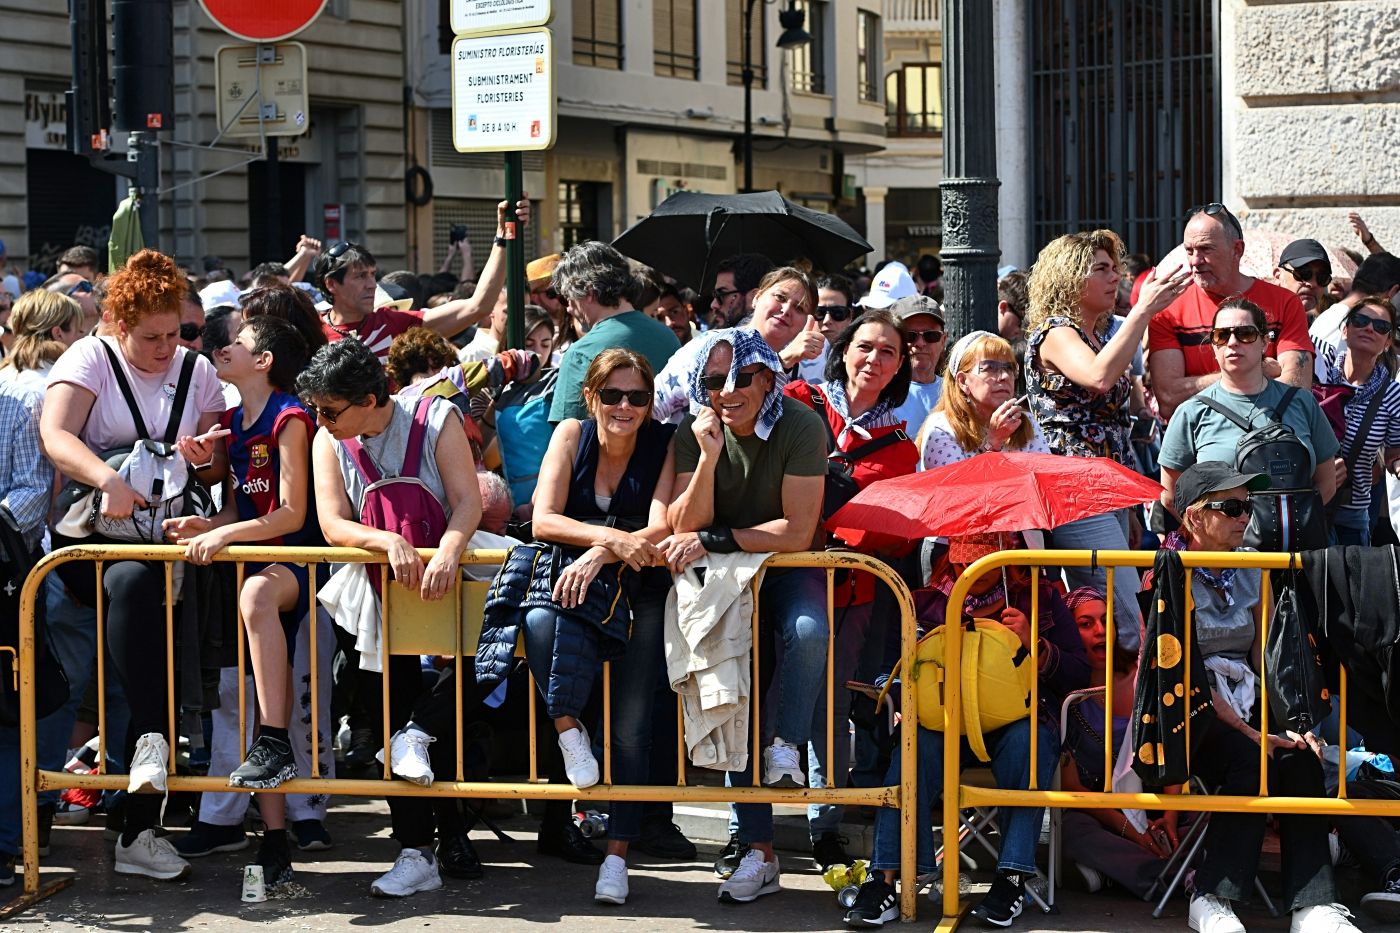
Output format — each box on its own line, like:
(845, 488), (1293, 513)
(655, 0), (698, 79)
(573, 0), (623, 70)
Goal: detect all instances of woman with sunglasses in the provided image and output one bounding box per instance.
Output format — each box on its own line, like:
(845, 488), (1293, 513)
(1159, 297), (1340, 534)
(1312, 295), (1400, 545)
(521, 347), (677, 906)
(1165, 461), (1359, 933)
(1025, 230), (1190, 650)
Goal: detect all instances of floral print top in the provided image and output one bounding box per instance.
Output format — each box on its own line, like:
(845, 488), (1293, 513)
(1025, 314), (1133, 464)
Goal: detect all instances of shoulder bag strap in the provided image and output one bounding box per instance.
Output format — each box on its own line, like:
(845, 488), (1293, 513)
(401, 396), (433, 479)
(806, 385), (841, 452)
(99, 339), (151, 442)
(831, 428), (912, 464)
(339, 436), (383, 486)
(162, 350), (198, 445)
(1269, 385), (1301, 423)
(1341, 386), (1388, 465)
(1195, 394), (1255, 433)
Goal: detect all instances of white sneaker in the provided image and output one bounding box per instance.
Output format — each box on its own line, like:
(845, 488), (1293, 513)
(594, 854), (628, 905)
(114, 829), (191, 881)
(127, 733), (169, 795)
(1290, 904), (1361, 933)
(384, 727), (435, 786)
(1190, 893), (1246, 933)
(558, 726), (599, 790)
(761, 738), (804, 787)
(1074, 862), (1105, 894)
(370, 848), (443, 897)
(718, 849), (780, 903)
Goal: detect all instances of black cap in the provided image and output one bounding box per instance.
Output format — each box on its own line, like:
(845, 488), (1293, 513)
(1279, 239), (1330, 273)
(1174, 461), (1271, 513)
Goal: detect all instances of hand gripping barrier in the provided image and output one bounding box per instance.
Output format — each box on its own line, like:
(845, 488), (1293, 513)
(12, 544), (923, 920)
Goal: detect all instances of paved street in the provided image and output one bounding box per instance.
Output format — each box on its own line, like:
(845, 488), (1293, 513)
(4, 796), (1400, 932)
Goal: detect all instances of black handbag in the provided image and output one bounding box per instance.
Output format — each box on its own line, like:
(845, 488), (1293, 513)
(0, 505), (70, 728)
(1263, 568), (1331, 734)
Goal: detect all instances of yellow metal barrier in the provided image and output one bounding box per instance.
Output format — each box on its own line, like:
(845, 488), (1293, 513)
(933, 549), (1386, 931)
(15, 544), (922, 920)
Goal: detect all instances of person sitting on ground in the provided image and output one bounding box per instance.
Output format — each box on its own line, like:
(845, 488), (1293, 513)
(301, 337), (484, 899)
(662, 329), (828, 905)
(1167, 461), (1360, 933)
(163, 315), (316, 890)
(843, 532), (1089, 929)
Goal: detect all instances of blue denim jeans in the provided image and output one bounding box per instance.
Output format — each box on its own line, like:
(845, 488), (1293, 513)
(523, 607), (600, 722)
(1051, 509), (1141, 652)
(870, 718), (1059, 875)
(728, 568), (828, 845)
(807, 600), (874, 837)
(602, 585), (667, 843)
(1331, 506), (1371, 546)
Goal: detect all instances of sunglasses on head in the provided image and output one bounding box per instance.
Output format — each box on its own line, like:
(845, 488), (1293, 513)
(1209, 325), (1262, 346)
(596, 387), (651, 407)
(1348, 309), (1394, 335)
(700, 369), (762, 392)
(1201, 497), (1251, 518)
(324, 241), (353, 260)
(1187, 202), (1244, 240)
(1284, 264), (1331, 287)
(812, 305), (853, 323)
(906, 328), (944, 344)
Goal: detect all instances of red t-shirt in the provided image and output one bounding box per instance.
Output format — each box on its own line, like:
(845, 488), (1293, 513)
(321, 307), (425, 363)
(1146, 279), (1310, 377)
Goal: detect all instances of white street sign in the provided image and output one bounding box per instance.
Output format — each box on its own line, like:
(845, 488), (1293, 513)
(451, 29), (555, 152)
(450, 0), (551, 37)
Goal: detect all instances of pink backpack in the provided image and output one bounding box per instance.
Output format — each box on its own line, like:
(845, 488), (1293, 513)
(341, 396), (449, 594)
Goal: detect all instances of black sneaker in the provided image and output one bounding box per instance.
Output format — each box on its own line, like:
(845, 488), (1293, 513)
(536, 818), (605, 865)
(437, 831), (484, 880)
(969, 871), (1025, 928)
(290, 818), (333, 852)
(257, 834), (295, 888)
(1362, 873), (1400, 923)
(229, 735), (296, 789)
(844, 876), (899, 927)
(37, 803), (53, 857)
(635, 820), (698, 861)
(173, 820), (249, 858)
(0, 854), (15, 887)
(813, 832), (851, 871)
(343, 727), (378, 770)
(713, 833), (747, 879)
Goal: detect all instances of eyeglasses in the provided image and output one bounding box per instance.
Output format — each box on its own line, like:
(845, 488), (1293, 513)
(700, 369), (762, 392)
(1347, 310), (1394, 336)
(972, 360), (1015, 376)
(66, 280), (93, 297)
(812, 305), (853, 323)
(544, 288), (559, 301)
(1283, 264), (1332, 287)
(310, 401), (355, 424)
(907, 329), (944, 344)
(711, 287), (742, 304)
(597, 387), (651, 407)
(1209, 325), (1262, 346)
(1201, 497), (1251, 518)
(1186, 202), (1244, 240)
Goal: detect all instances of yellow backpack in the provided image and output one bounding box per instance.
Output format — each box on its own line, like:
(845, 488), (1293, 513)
(880, 619), (1035, 762)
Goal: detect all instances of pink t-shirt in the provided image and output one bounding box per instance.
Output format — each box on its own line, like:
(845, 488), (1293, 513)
(47, 336), (226, 451)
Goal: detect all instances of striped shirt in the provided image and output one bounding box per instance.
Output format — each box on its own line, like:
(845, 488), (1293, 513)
(1318, 343), (1400, 511)
(0, 379), (52, 548)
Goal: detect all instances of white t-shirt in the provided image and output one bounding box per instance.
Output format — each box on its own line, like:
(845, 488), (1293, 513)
(1309, 301), (1353, 383)
(47, 336), (226, 451)
(918, 409), (1051, 472)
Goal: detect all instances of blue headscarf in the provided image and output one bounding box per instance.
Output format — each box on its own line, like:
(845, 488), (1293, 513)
(687, 328), (785, 441)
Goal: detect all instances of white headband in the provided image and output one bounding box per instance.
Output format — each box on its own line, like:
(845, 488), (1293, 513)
(945, 329), (999, 377)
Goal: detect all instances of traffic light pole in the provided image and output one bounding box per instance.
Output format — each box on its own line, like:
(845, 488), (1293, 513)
(132, 131), (160, 249)
(504, 150), (525, 350)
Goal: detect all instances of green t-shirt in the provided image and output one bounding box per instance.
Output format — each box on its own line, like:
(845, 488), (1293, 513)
(1159, 379), (1341, 475)
(673, 402), (828, 529)
(548, 310), (681, 423)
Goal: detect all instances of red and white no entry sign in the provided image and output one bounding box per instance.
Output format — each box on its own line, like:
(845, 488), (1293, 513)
(198, 0), (328, 43)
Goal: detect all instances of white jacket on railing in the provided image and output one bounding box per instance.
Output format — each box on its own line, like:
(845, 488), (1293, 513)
(664, 552), (773, 772)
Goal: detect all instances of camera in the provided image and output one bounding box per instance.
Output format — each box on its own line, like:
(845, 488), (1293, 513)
(449, 224), (468, 245)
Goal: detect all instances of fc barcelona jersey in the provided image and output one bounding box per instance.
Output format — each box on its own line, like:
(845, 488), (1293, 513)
(220, 391), (318, 546)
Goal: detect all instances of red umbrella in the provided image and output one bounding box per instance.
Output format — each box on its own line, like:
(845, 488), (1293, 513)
(826, 451), (1163, 546)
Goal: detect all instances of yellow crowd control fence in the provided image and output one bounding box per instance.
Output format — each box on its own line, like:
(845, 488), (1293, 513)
(935, 549), (1393, 932)
(13, 544), (922, 919)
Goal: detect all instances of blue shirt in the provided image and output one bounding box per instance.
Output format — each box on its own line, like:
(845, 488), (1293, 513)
(0, 379), (51, 548)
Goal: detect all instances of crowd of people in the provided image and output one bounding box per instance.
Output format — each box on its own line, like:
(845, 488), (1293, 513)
(1, 201), (1399, 933)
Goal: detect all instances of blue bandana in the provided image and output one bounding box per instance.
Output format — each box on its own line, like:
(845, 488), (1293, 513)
(688, 328), (785, 441)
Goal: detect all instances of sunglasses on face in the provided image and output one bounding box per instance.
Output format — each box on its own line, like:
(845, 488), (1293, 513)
(1209, 325), (1262, 346)
(712, 287), (741, 304)
(544, 287), (559, 300)
(179, 322), (202, 342)
(1348, 310), (1394, 335)
(812, 305), (853, 323)
(1284, 264), (1331, 287)
(310, 401), (355, 424)
(700, 369), (763, 392)
(1201, 497), (1251, 518)
(1186, 202), (1244, 240)
(597, 387), (651, 407)
(66, 280), (94, 297)
(906, 329), (944, 344)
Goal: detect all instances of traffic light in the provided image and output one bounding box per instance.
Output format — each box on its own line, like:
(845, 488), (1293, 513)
(68, 0), (111, 155)
(112, 0), (173, 132)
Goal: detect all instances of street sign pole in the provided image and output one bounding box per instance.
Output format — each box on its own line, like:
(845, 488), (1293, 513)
(505, 151), (526, 350)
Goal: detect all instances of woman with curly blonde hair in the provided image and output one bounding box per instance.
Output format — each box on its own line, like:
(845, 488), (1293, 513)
(1024, 230), (1189, 650)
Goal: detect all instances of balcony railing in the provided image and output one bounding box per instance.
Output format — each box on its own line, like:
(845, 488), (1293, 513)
(884, 0), (939, 33)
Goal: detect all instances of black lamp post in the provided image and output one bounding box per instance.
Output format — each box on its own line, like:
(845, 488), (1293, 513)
(742, 0), (811, 192)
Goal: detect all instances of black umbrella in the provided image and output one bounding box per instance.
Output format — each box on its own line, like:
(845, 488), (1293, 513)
(612, 190), (872, 290)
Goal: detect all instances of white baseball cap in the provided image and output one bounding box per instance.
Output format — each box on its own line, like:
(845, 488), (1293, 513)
(199, 280), (243, 312)
(860, 261), (918, 309)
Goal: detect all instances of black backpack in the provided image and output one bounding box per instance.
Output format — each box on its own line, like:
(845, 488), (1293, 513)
(1197, 386), (1329, 552)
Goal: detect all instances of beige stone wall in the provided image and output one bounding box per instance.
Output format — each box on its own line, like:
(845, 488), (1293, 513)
(1226, 0), (1400, 257)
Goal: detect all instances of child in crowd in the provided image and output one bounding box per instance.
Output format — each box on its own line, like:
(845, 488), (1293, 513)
(165, 315), (316, 887)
